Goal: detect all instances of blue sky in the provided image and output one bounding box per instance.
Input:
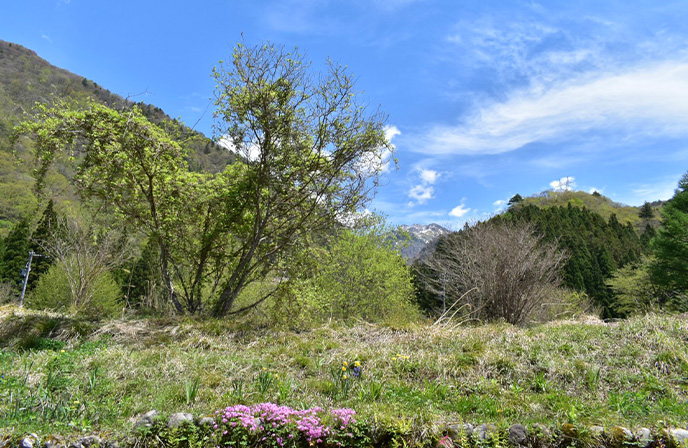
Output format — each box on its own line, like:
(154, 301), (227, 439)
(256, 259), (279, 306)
(3, 0), (688, 229)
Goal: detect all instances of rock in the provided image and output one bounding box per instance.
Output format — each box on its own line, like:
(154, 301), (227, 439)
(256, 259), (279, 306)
(561, 423), (578, 438)
(67, 443), (83, 448)
(197, 415), (216, 427)
(508, 424), (527, 446)
(104, 442), (118, 448)
(134, 410), (159, 429)
(43, 436), (65, 448)
(589, 426), (604, 438)
(75, 437), (100, 448)
(610, 426), (633, 445)
(19, 436), (38, 448)
(634, 428), (653, 448)
(669, 429), (688, 446)
(447, 423), (473, 442)
(168, 412), (194, 428)
(531, 423), (551, 440)
(474, 424), (497, 442)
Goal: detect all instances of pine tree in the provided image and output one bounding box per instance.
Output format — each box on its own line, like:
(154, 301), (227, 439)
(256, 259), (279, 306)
(639, 201), (654, 220)
(0, 219), (30, 287)
(30, 199), (58, 282)
(650, 182), (688, 293)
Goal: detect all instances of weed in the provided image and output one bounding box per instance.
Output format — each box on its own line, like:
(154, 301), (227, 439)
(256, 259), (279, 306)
(256, 367), (276, 395)
(185, 377), (200, 405)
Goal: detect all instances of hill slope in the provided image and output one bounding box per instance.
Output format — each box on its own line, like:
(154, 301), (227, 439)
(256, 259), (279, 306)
(1, 306), (686, 441)
(512, 190), (662, 231)
(0, 40), (233, 233)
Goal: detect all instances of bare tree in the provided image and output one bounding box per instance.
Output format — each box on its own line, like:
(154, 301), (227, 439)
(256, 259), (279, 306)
(416, 221), (567, 325)
(36, 215), (130, 312)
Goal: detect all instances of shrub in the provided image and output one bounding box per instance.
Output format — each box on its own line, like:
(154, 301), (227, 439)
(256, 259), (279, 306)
(27, 260), (122, 318)
(279, 228), (419, 326)
(415, 221), (567, 325)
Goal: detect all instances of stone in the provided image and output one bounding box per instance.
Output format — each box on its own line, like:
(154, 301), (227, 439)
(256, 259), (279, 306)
(168, 412), (194, 428)
(75, 437), (100, 448)
(634, 428), (653, 448)
(610, 426), (633, 445)
(447, 423), (473, 442)
(531, 423), (551, 440)
(589, 426), (605, 438)
(669, 429), (688, 446)
(134, 410), (159, 429)
(43, 436), (65, 448)
(508, 424), (527, 446)
(197, 415), (216, 427)
(474, 424), (497, 442)
(561, 423), (578, 438)
(19, 436), (37, 448)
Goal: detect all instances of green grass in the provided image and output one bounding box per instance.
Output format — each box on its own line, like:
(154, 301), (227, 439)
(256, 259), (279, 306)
(1, 305), (687, 441)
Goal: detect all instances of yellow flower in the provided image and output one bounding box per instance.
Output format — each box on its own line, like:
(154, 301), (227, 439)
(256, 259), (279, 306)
(60, 350), (65, 353)
(343, 361), (348, 366)
(354, 361), (361, 367)
(343, 374), (348, 379)
(262, 367), (267, 371)
(341, 366), (346, 371)
(391, 357), (397, 361)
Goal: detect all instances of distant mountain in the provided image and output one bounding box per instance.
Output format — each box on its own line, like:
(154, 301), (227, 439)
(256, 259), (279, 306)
(395, 223), (450, 262)
(0, 39), (233, 233)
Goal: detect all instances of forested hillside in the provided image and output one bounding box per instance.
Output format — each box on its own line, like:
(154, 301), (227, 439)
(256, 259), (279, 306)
(415, 191), (661, 320)
(0, 39), (233, 234)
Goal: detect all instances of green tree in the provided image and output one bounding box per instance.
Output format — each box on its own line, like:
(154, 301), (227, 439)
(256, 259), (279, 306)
(0, 219), (30, 287)
(508, 194), (523, 206)
(210, 41), (390, 316)
(638, 201), (654, 220)
(650, 174), (688, 296)
(29, 198), (58, 282)
(13, 100), (238, 314)
(284, 226), (418, 326)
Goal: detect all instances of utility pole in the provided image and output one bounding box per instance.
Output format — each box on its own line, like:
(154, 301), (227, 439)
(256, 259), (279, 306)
(19, 251), (40, 307)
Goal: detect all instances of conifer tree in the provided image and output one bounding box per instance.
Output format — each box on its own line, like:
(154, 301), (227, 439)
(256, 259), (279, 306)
(0, 219), (30, 287)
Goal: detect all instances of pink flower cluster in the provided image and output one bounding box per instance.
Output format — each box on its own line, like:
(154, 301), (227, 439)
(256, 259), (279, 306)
(330, 408), (357, 430)
(213, 403), (357, 447)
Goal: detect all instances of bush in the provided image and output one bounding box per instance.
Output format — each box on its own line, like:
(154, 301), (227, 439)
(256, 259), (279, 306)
(415, 221), (567, 325)
(27, 260), (122, 318)
(275, 229), (419, 327)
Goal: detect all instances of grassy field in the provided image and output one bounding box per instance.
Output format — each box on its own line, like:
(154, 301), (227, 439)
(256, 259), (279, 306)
(1, 305), (687, 443)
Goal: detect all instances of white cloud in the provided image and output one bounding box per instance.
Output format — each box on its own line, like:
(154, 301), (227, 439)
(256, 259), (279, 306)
(550, 176), (576, 191)
(41, 34), (52, 43)
(415, 61), (688, 155)
(409, 185), (434, 204)
(449, 204), (470, 218)
(218, 137), (261, 161)
(419, 169), (439, 184)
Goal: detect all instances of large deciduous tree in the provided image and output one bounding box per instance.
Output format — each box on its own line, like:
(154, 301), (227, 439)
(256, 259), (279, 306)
(13, 41), (390, 317)
(210, 42), (391, 316)
(13, 100), (237, 314)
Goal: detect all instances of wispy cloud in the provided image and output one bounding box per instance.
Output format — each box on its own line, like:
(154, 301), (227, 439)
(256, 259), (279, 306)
(414, 61), (688, 155)
(41, 34), (52, 43)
